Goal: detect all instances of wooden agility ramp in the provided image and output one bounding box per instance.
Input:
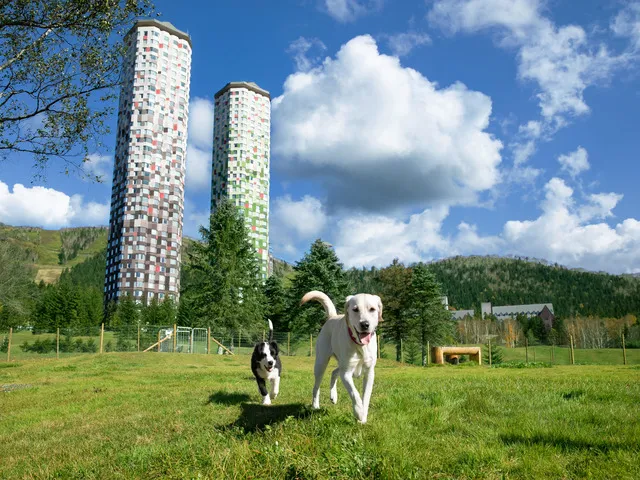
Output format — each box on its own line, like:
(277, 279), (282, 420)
(431, 346), (482, 365)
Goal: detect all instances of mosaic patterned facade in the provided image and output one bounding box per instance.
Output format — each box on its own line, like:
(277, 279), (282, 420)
(212, 82), (271, 279)
(104, 20), (192, 304)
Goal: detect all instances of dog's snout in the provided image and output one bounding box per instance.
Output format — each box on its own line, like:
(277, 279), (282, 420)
(267, 361), (274, 367)
(360, 320), (370, 331)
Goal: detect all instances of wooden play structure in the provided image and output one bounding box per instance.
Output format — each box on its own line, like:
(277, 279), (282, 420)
(431, 346), (482, 365)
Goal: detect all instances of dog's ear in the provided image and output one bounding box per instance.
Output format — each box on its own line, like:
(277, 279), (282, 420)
(344, 295), (354, 315)
(375, 295), (383, 322)
(270, 341), (279, 356)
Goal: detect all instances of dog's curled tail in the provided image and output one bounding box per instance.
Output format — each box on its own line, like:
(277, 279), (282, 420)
(300, 291), (337, 318)
(267, 319), (274, 342)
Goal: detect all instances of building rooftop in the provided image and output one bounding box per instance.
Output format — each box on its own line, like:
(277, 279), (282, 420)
(491, 303), (554, 318)
(214, 81), (270, 100)
(127, 19), (192, 47)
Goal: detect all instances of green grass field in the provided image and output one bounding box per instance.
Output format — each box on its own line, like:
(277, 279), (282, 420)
(1, 354), (639, 479)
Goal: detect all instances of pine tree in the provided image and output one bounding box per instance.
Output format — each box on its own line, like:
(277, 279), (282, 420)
(114, 295), (139, 326)
(288, 239), (349, 334)
(184, 200), (266, 330)
(483, 342), (504, 365)
(141, 297), (163, 326)
(264, 274), (288, 331)
(159, 296), (177, 326)
(377, 259), (413, 362)
(407, 263), (454, 366)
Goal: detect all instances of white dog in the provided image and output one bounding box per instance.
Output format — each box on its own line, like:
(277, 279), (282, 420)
(301, 290), (382, 424)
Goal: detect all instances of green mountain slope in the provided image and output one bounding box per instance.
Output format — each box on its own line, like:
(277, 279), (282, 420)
(0, 224), (108, 283)
(428, 256), (640, 318)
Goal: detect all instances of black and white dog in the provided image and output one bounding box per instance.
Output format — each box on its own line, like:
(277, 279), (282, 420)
(250, 319), (281, 405)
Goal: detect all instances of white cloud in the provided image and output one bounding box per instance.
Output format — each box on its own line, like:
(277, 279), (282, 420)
(270, 195), (328, 257)
(287, 37), (327, 72)
(332, 205), (505, 268)
(323, 0), (382, 22)
(272, 35), (503, 213)
(428, 0), (544, 35)
(186, 97), (214, 192)
(382, 32), (431, 57)
(0, 181), (108, 228)
(558, 146), (590, 177)
(270, 185), (640, 274)
(428, 0), (627, 128)
(611, 2), (640, 50)
(503, 178), (640, 273)
(83, 153), (112, 181)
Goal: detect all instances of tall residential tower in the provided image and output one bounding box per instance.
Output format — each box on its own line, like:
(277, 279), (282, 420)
(212, 82), (271, 279)
(104, 20), (192, 304)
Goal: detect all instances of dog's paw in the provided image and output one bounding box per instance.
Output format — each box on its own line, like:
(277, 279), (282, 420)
(312, 400), (320, 409)
(353, 404), (365, 422)
(330, 389), (338, 404)
(262, 395), (271, 406)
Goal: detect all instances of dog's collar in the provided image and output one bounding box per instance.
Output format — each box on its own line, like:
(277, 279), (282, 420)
(345, 315), (369, 346)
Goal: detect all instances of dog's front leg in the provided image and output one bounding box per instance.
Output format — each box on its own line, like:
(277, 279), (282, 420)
(257, 377), (271, 405)
(271, 374), (280, 399)
(361, 366), (375, 424)
(340, 370), (365, 423)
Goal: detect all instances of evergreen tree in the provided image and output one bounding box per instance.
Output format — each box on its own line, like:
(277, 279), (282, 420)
(176, 295), (196, 327)
(184, 200), (266, 330)
(141, 297), (163, 326)
(264, 274), (288, 331)
(407, 263), (454, 366)
(377, 259), (413, 362)
(483, 342), (504, 365)
(288, 239), (349, 334)
(114, 295), (139, 326)
(159, 296), (177, 326)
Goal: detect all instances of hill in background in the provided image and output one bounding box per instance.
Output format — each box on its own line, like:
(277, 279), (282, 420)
(0, 224), (108, 284)
(1, 225), (639, 319)
(427, 255), (640, 318)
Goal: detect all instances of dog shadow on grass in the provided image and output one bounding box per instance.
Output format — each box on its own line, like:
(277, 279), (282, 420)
(223, 401), (317, 434)
(207, 391), (252, 405)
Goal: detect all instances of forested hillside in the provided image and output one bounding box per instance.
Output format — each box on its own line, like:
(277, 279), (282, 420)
(2, 225), (640, 326)
(0, 224), (108, 283)
(346, 256), (640, 319)
(428, 256), (640, 318)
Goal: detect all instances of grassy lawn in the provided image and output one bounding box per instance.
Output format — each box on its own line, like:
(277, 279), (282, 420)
(1, 354), (639, 479)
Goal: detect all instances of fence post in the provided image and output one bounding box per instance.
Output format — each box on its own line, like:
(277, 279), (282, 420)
(622, 333), (627, 366)
(426, 340), (429, 365)
(525, 337), (528, 363)
(310, 334), (313, 357)
(7, 327), (12, 362)
(207, 327), (211, 354)
(157, 330), (161, 353)
(238, 332), (241, 355)
(56, 328), (60, 360)
(569, 335), (575, 365)
(489, 339), (492, 366)
(400, 338), (404, 364)
(173, 324), (177, 353)
(533, 347), (535, 362)
(263, 330), (265, 342)
(551, 343), (554, 363)
(287, 332), (290, 356)
(377, 334), (381, 359)
(137, 326), (140, 352)
(100, 323), (104, 354)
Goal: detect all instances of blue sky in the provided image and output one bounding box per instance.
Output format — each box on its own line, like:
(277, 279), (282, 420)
(1, 0), (639, 274)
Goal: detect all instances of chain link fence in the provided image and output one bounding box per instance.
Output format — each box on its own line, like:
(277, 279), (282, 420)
(1, 326), (637, 364)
